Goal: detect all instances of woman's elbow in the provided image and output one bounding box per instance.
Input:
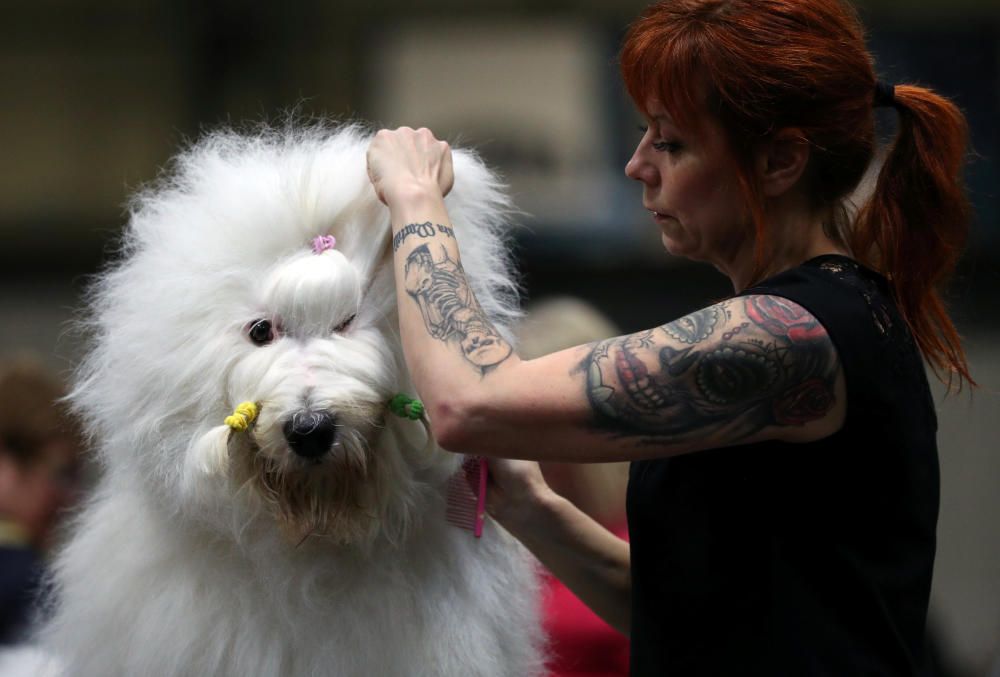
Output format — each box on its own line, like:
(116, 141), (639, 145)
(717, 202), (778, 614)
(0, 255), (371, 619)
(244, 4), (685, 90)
(426, 397), (477, 452)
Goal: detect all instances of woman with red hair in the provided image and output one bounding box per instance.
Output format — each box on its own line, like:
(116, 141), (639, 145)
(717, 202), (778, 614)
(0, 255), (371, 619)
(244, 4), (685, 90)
(366, 0), (973, 673)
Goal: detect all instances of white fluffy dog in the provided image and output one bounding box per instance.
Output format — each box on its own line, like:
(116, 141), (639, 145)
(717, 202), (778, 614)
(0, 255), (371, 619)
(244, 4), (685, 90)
(31, 125), (543, 676)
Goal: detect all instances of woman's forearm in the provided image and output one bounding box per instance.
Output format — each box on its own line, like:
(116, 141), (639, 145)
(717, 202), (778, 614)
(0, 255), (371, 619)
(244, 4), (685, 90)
(386, 187), (524, 445)
(502, 488), (632, 635)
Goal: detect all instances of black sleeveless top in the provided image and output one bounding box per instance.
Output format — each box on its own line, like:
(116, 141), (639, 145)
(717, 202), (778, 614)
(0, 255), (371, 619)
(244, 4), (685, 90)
(627, 255), (939, 676)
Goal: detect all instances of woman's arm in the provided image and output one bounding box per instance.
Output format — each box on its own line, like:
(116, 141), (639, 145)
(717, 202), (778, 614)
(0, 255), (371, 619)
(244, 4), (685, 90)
(368, 128), (846, 463)
(485, 458), (632, 635)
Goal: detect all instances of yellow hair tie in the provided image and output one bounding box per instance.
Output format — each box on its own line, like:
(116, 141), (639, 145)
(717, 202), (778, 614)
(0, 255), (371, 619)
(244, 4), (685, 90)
(224, 401), (259, 431)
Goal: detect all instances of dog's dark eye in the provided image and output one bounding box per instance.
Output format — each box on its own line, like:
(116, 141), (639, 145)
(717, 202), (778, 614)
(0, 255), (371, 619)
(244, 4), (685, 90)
(334, 314), (356, 334)
(247, 319), (275, 346)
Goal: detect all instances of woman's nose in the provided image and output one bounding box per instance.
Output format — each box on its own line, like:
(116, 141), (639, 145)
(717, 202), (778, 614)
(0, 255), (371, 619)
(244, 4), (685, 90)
(625, 147), (658, 186)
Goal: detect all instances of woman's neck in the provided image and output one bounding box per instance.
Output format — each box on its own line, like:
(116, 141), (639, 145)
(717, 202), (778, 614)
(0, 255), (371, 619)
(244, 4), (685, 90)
(721, 203), (851, 293)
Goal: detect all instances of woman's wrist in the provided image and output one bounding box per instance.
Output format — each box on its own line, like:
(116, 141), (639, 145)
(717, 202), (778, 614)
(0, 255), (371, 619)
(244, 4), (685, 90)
(494, 482), (564, 544)
(384, 181), (447, 220)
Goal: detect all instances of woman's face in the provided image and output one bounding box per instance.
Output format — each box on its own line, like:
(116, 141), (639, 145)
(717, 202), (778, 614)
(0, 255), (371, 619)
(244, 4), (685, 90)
(625, 100), (751, 271)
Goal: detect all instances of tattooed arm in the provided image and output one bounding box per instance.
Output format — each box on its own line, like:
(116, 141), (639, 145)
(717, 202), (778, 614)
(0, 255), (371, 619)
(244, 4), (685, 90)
(367, 127), (520, 414)
(367, 128), (845, 461)
(424, 293), (846, 460)
(583, 296), (843, 448)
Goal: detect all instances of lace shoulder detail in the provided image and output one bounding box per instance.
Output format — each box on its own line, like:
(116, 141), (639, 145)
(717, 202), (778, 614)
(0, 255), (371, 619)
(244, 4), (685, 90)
(815, 259), (888, 338)
(808, 256), (918, 379)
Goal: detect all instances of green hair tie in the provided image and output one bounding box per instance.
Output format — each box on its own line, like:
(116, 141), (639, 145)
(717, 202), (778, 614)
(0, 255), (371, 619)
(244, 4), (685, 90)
(389, 394), (425, 420)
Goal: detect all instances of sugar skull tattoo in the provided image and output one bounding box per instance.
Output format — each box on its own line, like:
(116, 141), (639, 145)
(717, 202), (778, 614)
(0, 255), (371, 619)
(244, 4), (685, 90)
(584, 298), (837, 444)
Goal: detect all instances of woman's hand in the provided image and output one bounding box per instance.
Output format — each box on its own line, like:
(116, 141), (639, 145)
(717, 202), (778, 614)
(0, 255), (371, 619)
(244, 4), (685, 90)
(482, 456), (633, 634)
(366, 127), (454, 208)
(483, 457), (554, 539)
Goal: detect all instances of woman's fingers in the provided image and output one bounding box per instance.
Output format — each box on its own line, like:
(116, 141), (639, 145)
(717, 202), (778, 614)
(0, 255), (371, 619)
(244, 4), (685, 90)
(366, 127), (454, 205)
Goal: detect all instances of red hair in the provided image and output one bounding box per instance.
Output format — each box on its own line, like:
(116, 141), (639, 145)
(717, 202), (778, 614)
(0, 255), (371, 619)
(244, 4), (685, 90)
(620, 0), (974, 389)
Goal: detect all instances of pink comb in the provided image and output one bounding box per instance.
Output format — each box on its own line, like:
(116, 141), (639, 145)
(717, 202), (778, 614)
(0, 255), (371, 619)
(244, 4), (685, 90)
(445, 456), (488, 538)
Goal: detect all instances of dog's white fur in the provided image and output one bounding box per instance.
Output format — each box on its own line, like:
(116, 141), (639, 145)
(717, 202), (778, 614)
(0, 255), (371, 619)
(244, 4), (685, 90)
(32, 125), (543, 676)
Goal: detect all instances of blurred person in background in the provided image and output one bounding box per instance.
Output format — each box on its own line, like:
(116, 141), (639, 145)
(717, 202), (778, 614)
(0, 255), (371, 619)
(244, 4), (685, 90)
(517, 297), (629, 677)
(0, 357), (82, 645)
(366, 0), (974, 672)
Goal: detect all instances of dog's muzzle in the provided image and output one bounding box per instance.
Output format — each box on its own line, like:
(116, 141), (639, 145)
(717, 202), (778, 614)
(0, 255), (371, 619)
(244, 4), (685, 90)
(282, 411), (338, 459)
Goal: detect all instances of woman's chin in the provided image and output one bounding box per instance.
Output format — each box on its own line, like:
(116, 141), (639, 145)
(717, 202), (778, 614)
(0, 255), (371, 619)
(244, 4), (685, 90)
(660, 231), (695, 259)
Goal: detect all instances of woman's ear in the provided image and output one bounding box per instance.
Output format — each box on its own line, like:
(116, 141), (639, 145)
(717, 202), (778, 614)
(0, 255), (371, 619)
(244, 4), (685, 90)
(755, 128), (810, 198)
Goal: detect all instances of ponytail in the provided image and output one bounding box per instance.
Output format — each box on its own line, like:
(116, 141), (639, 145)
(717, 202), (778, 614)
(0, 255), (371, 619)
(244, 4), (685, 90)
(852, 85), (975, 390)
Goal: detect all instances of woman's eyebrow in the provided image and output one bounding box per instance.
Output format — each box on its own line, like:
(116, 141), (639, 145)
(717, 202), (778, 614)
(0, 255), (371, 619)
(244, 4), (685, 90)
(649, 114), (680, 130)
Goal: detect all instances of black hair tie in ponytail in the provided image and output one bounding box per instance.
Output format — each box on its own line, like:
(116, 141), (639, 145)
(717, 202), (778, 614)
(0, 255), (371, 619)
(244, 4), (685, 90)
(874, 80), (897, 108)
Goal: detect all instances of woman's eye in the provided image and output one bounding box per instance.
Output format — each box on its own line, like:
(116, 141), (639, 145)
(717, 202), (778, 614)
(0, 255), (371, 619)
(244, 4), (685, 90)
(652, 140), (682, 153)
(247, 319), (275, 346)
(637, 125), (681, 153)
(334, 314), (356, 334)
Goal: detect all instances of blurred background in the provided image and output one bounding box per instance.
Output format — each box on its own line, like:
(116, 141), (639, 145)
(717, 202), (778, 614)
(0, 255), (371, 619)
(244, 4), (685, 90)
(1, 0), (996, 673)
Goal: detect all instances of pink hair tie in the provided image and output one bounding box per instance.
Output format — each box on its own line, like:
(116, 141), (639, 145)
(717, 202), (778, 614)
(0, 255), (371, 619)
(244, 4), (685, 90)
(311, 235), (337, 254)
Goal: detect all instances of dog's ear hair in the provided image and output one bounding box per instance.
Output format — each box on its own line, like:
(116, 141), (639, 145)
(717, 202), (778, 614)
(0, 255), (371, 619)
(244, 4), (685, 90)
(438, 147), (522, 340)
(181, 425), (233, 503)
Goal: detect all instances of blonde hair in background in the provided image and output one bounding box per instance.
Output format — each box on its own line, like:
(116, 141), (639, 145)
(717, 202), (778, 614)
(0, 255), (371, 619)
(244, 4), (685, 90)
(516, 296), (628, 526)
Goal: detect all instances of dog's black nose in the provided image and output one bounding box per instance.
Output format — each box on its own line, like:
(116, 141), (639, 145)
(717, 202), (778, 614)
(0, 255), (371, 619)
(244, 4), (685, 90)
(282, 411), (337, 459)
